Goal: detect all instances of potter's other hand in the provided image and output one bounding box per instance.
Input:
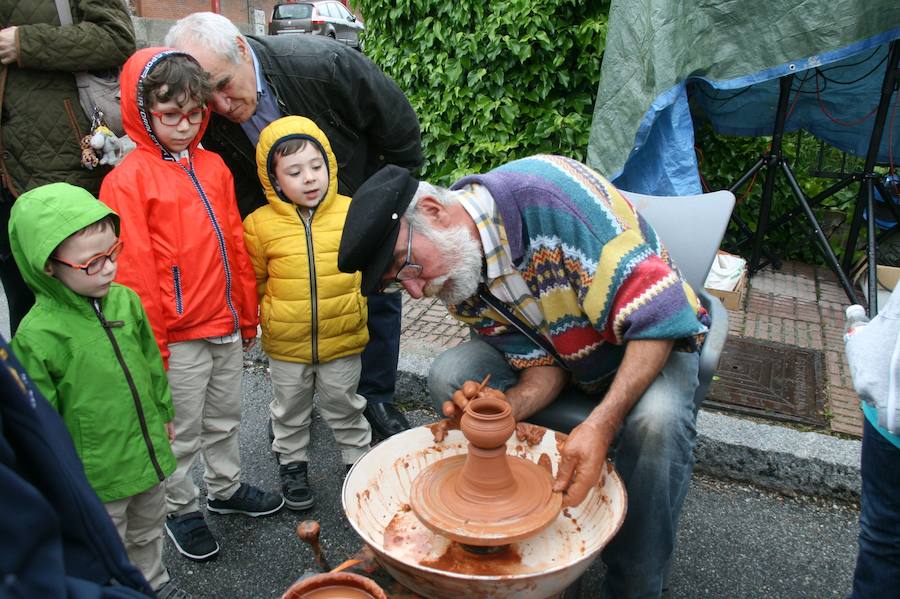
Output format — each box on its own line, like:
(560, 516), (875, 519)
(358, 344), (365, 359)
(0, 27), (17, 65)
(552, 420), (610, 507)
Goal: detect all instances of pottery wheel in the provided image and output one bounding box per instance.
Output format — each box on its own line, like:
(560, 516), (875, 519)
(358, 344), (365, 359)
(410, 453), (563, 546)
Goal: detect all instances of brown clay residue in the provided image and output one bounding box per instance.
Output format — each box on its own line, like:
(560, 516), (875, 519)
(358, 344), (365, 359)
(515, 422), (547, 446)
(420, 543), (525, 576)
(399, 503), (411, 512)
(537, 453), (553, 475)
(427, 420), (451, 443)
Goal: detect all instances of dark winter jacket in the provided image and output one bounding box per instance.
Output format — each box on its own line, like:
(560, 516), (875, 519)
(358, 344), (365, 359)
(1, 335), (153, 597)
(200, 34), (423, 218)
(0, 0), (135, 197)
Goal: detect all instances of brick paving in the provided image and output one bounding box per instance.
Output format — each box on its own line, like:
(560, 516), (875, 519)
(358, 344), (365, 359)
(399, 260), (864, 438)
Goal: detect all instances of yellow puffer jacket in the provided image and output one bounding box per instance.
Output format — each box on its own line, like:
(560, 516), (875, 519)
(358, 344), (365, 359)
(243, 117), (368, 364)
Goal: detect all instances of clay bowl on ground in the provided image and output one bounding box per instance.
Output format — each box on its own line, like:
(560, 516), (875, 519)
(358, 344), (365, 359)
(343, 425), (627, 599)
(281, 571), (387, 599)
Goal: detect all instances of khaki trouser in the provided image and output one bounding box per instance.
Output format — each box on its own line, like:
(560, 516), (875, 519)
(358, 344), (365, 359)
(165, 338), (243, 516)
(269, 354), (371, 465)
(105, 482), (169, 590)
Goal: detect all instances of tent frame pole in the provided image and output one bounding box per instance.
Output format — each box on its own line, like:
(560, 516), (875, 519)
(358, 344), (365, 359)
(839, 40), (900, 315)
(730, 75), (861, 304)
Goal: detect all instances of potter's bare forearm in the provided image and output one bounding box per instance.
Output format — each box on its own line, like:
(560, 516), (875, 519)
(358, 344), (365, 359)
(585, 339), (674, 440)
(504, 365), (568, 421)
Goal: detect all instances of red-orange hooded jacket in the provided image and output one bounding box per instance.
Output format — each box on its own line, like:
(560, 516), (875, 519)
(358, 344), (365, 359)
(100, 48), (258, 366)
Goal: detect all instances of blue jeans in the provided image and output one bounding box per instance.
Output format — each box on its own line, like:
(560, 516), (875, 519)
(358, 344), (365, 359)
(357, 291), (402, 404)
(849, 418), (900, 598)
(428, 338), (700, 599)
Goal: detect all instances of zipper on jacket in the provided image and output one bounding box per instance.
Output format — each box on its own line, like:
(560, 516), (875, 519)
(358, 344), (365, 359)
(172, 266), (184, 315)
(175, 160), (241, 335)
(298, 208), (319, 364)
(92, 299), (166, 481)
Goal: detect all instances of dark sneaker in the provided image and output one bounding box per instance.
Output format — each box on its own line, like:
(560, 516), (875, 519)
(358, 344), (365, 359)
(280, 462), (314, 510)
(156, 581), (193, 599)
(164, 512), (219, 561)
(207, 483), (284, 517)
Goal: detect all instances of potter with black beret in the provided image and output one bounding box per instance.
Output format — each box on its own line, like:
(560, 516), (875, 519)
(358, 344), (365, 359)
(338, 165), (420, 296)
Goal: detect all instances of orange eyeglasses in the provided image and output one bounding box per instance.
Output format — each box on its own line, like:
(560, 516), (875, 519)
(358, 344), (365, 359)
(52, 240), (124, 275)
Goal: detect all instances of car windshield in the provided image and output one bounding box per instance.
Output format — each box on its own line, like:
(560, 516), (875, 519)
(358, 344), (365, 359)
(273, 3), (313, 19)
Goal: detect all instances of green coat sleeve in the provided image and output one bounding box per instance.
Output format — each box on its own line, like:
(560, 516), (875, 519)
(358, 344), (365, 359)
(131, 293), (174, 423)
(17, 0), (135, 72)
(10, 333), (60, 411)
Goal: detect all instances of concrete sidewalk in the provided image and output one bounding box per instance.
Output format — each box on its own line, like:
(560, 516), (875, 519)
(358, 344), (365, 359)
(396, 261), (864, 501)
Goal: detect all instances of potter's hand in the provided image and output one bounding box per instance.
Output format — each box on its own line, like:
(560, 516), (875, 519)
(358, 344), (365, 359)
(441, 380), (506, 429)
(552, 419), (611, 507)
(0, 27), (17, 65)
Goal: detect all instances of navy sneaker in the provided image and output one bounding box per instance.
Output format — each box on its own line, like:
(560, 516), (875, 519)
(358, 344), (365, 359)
(165, 512), (219, 561)
(156, 581), (193, 599)
(280, 462), (314, 510)
(207, 483), (284, 517)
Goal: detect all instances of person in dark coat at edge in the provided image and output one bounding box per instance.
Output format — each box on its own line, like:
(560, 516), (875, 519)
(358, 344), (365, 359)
(164, 11), (423, 439)
(0, 0), (136, 335)
(0, 334), (153, 598)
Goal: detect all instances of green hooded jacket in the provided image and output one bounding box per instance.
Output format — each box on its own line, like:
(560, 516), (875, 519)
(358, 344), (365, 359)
(10, 182), (175, 502)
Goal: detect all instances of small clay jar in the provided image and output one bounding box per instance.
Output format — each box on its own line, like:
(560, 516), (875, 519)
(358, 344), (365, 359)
(457, 396), (517, 503)
(282, 571), (386, 599)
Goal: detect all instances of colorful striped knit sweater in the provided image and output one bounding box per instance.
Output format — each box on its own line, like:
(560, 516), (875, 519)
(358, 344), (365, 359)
(449, 155), (708, 393)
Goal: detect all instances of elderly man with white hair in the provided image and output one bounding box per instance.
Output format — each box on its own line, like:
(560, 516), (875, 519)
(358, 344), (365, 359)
(165, 12), (423, 441)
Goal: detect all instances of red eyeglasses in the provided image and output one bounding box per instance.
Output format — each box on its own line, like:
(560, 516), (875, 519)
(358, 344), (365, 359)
(52, 240), (124, 275)
(150, 108), (206, 127)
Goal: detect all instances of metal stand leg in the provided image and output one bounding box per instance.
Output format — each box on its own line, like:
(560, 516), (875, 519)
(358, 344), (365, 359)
(839, 41), (900, 316)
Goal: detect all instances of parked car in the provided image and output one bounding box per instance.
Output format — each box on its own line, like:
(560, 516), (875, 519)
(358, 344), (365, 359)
(268, 1), (364, 49)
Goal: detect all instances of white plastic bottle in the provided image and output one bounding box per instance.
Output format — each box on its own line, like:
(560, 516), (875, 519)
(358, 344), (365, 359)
(844, 304), (870, 342)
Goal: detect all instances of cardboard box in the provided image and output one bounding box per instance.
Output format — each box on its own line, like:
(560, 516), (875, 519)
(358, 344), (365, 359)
(852, 262), (900, 307)
(705, 268), (746, 310)
(704, 250), (747, 310)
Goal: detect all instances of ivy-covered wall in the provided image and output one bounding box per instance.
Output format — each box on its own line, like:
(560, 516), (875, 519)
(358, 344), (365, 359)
(355, 0), (609, 184)
(355, 1), (863, 265)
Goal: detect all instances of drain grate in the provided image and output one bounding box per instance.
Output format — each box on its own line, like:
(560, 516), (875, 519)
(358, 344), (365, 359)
(706, 337), (826, 427)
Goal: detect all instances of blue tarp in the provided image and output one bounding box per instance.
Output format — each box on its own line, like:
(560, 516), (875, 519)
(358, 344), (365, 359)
(587, 0), (900, 196)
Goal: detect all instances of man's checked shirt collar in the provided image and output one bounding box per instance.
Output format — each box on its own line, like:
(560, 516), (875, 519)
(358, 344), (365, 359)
(455, 184), (546, 331)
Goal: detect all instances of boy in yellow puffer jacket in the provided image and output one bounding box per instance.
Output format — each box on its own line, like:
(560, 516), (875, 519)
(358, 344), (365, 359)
(243, 116), (372, 510)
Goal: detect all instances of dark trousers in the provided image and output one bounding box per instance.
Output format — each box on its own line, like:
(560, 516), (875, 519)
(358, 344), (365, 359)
(850, 418), (900, 598)
(0, 190), (34, 335)
(357, 291), (401, 404)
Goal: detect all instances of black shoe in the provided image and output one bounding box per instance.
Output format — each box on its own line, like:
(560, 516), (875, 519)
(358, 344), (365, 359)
(364, 402), (410, 438)
(280, 461), (314, 510)
(207, 483), (284, 517)
(156, 582), (193, 599)
(267, 418), (275, 442)
(165, 512), (219, 561)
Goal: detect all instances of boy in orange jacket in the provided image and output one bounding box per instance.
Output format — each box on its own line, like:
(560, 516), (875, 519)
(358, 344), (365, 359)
(100, 48), (283, 563)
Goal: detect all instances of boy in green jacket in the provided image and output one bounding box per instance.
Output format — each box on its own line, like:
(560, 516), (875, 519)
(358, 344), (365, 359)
(9, 183), (188, 599)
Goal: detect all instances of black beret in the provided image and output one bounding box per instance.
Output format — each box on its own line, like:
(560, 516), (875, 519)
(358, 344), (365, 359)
(338, 165), (419, 296)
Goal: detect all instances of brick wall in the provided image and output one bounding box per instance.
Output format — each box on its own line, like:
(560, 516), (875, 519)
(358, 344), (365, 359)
(133, 1), (282, 28)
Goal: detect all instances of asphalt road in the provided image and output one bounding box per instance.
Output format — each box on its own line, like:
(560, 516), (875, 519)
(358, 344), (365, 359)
(161, 364), (861, 599)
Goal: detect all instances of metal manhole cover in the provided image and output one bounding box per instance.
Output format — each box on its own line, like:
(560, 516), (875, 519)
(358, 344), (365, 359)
(706, 337), (826, 427)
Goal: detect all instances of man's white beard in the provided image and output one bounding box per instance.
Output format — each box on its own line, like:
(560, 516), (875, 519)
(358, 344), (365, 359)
(420, 224), (483, 305)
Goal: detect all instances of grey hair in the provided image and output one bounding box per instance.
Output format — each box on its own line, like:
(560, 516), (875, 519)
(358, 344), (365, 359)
(164, 12), (244, 64)
(404, 181), (456, 228)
